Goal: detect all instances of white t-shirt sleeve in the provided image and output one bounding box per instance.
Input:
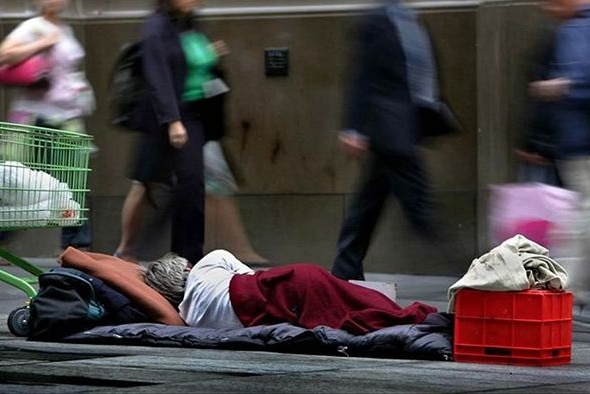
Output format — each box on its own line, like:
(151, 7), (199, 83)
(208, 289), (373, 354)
(221, 252), (255, 275)
(197, 249), (254, 275)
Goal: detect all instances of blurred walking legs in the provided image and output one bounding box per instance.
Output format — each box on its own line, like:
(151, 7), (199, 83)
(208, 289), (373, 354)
(115, 143), (267, 264)
(114, 181), (149, 263)
(205, 195), (268, 264)
(332, 154), (434, 280)
(557, 158), (590, 305)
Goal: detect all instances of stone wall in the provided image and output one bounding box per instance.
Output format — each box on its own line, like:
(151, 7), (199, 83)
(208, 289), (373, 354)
(0, 1), (546, 275)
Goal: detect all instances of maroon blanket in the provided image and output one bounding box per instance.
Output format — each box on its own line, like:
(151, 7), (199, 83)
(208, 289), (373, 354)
(229, 264), (437, 335)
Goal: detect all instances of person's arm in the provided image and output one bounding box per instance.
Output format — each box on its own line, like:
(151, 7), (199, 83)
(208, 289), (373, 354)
(339, 11), (393, 157)
(528, 78), (571, 101)
(0, 19), (60, 66)
(342, 13), (379, 138)
(167, 120), (188, 149)
(514, 148), (552, 165)
(532, 27), (590, 101)
(338, 130), (369, 158)
(209, 40), (229, 57)
(140, 15), (187, 147)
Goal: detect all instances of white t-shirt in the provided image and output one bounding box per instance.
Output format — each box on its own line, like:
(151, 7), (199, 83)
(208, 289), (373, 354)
(179, 250), (254, 329)
(6, 16), (94, 124)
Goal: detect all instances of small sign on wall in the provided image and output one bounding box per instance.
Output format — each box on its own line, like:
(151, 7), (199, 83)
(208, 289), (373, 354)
(265, 48), (289, 77)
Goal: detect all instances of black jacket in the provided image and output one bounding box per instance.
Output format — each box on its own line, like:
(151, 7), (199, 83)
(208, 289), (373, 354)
(131, 11), (226, 140)
(344, 5), (418, 157)
(522, 26), (558, 159)
(344, 3), (458, 156)
(127, 11), (190, 135)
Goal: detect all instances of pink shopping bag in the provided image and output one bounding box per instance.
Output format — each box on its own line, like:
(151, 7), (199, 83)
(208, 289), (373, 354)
(488, 182), (579, 248)
(0, 55), (50, 87)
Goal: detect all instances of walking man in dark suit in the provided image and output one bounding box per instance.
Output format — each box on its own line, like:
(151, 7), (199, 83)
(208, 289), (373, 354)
(332, 0), (452, 281)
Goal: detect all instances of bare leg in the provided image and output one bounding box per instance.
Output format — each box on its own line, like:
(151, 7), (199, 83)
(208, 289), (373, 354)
(207, 195), (268, 264)
(115, 181), (148, 262)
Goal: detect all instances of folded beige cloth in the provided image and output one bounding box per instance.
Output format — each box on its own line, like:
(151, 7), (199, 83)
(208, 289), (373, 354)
(447, 234), (568, 312)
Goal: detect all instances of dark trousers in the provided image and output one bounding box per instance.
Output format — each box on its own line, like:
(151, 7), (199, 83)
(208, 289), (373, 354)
(61, 223), (92, 249)
(169, 115), (205, 264)
(132, 102), (206, 264)
(331, 153), (434, 280)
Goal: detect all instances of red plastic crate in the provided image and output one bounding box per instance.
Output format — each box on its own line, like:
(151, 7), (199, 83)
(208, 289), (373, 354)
(454, 289), (572, 366)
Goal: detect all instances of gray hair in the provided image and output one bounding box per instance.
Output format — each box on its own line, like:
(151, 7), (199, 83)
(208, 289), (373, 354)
(144, 253), (190, 307)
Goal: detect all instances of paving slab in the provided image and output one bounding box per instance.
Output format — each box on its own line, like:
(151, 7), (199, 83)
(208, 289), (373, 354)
(0, 339), (589, 393)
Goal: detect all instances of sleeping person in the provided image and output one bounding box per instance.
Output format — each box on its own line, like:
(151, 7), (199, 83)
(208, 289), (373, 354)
(144, 249), (437, 335)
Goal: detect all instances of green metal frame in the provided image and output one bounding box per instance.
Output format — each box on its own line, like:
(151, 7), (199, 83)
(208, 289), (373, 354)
(0, 121), (93, 299)
(0, 249), (44, 299)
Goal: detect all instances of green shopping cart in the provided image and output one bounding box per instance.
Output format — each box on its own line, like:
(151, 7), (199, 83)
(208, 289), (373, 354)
(0, 121), (93, 336)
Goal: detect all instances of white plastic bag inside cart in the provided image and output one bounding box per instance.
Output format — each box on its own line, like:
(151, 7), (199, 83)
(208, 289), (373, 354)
(488, 182), (580, 254)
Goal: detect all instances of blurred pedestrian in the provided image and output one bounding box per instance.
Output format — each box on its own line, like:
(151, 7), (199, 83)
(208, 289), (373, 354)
(115, 0), (254, 266)
(202, 141), (269, 264)
(115, 142), (269, 265)
(331, 0), (455, 281)
(0, 0), (96, 252)
(529, 0), (590, 305)
(514, 23), (562, 186)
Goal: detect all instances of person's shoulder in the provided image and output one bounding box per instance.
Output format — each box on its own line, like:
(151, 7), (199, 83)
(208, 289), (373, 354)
(361, 2), (400, 25)
(11, 16), (44, 33)
(142, 11), (175, 38)
(19, 16), (44, 27)
(144, 11), (170, 29)
(6, 16), (50, 41)
(363, 4), (388, 19)
(355, 5), (395, 37)
(559, 8), (590, 29)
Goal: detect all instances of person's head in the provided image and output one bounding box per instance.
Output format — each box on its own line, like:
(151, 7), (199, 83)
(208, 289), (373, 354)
(156, 0), (201, 29)
(144, 253), (191, 307)
(156, 0), (201, 15)
(36, 0), (69, 17)
(540, 0), (581, 20)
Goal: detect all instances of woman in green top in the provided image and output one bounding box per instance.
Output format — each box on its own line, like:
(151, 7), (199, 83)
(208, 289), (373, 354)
(116, 0), (228, 265)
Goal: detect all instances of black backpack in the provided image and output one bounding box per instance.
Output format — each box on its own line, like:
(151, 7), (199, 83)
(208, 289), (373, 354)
(108, 41), (145, 131)
(28, 268), (108, 340)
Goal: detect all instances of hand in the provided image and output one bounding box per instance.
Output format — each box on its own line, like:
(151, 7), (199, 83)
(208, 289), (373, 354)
(210, 40), (230, 57)
(529, 78), (571, 101)
(514, 149), (551, 165)
(168, 121), (188, 149)
(339, 132), (368, 158)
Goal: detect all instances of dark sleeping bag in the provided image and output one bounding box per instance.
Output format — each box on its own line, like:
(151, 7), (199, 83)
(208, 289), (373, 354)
(61, 312), (454, 361)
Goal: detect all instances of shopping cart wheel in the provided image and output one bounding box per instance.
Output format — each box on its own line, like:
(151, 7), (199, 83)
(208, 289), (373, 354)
(7, 306), (31, 337)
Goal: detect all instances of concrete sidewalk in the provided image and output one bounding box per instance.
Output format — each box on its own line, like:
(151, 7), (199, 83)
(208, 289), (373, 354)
(1, 258), (590, 392)
(1, 337), (589, 393)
